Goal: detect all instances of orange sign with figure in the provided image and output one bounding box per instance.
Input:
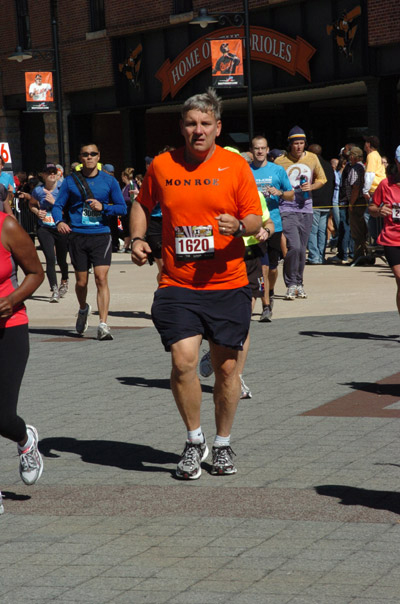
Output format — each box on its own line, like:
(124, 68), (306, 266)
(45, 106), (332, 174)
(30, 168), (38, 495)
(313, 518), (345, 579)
(211, 39), (244, 88)
(25, 72), (54, 111)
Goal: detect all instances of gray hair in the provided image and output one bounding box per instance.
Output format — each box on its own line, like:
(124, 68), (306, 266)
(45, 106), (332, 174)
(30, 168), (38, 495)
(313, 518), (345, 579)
(181, 87), (222, 121)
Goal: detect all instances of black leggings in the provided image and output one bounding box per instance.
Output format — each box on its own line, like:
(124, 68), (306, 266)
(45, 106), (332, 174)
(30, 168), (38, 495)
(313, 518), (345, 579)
(37, 226), (69, 288)
(0, 324), (29, 442)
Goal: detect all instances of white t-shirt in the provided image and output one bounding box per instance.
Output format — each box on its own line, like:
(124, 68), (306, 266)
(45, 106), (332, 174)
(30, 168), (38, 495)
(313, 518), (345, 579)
(29, 82), (52, 101)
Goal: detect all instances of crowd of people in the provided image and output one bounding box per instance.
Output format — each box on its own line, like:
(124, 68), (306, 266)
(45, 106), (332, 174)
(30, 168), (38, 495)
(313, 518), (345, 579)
(1, 87), (400, 507)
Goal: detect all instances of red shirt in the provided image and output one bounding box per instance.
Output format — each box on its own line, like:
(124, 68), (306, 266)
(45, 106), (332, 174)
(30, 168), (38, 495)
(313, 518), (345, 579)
(0, 212), (28, 328)
(372, 176), (400, 246)
(137, 146), (262, 290)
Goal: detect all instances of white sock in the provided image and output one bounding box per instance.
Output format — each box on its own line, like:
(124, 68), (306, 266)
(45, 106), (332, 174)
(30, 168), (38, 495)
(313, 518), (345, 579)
(187, 427), (204, 444)
(99, 322), (107, 327)
(18, 431), (34, 452)
(214, 434), (230, 447)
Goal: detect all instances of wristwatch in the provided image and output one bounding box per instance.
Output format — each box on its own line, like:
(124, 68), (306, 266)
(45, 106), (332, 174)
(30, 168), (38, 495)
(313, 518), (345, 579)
(130, 237), (145, 244)
(265, 227), (271, 237)
(233, 221), (246, 237)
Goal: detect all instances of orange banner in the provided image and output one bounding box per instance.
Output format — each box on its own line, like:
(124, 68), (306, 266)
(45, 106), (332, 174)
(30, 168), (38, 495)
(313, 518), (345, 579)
(156, 26), (316, 100)
(211, 39), (244, 88)
(25, 72), (54, 111)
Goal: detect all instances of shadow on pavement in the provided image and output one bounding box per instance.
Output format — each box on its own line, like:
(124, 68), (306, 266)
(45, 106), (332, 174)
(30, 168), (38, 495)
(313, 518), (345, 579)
(29, 327), (83, 338)
(117, 376), (214, 394)
(39, 437), (179, 473)
(300, 330), (400, 342)
(343, 381), (400, 396)
(1, 491), (31, 502)
(93, 310), (152, 320)
(315, 484), (400, 515)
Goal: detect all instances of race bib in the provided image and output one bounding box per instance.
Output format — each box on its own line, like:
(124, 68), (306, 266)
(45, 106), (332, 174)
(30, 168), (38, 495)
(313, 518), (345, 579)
(175, 225), (214, 261)
(392, 204), (400, 221)
(42, 211), (55, 225)
(82, 202), (102, 226)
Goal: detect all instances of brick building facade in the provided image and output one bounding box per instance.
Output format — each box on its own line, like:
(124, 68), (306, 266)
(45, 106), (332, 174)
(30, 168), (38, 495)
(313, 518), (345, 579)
(0, 0), (399, 174)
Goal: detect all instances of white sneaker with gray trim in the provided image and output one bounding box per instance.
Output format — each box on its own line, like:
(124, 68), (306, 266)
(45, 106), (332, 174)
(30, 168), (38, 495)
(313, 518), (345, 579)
(176, 439), (209, 480)
(240, 376), (252, 399)
(97, 323), (113, 341)
(19, 425), (43, 485)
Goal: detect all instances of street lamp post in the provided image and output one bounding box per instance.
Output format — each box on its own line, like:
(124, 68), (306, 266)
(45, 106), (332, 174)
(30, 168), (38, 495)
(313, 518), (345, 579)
(190, 3), (254, 142)
(8, 7), (64, 166)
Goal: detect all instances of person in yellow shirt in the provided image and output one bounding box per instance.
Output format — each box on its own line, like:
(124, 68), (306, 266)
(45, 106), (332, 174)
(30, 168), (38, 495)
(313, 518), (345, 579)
(362, 135), (386, 243)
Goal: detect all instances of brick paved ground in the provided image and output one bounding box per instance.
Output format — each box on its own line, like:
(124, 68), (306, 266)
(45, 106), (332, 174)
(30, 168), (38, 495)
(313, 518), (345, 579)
(1, 255), (400, 603)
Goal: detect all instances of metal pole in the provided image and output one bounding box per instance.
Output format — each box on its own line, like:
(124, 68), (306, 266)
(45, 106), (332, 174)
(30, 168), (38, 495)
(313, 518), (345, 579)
(51, 1), (64, 166)
(243, 0), (253, 143)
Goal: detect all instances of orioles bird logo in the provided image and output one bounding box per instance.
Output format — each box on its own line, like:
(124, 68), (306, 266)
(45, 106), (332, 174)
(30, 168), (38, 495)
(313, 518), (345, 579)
(119, 43), (143, 87)
(326, 5), (361, 62)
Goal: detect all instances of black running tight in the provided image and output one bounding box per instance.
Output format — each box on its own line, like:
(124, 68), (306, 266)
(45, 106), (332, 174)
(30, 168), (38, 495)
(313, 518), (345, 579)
(37, 226), (69, 289)
(0, 324), (28, 442)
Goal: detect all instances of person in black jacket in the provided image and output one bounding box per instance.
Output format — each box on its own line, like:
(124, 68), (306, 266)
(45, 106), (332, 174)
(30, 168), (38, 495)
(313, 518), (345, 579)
(307, 144), (335, 264)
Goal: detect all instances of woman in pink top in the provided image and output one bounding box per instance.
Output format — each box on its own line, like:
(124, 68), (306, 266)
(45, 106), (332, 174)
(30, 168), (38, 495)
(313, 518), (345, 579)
(369, 145), (400, 315)
(0, 212), (44, 514)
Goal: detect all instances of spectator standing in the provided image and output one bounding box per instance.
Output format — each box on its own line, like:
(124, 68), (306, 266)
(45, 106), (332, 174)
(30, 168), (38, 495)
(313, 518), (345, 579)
(363, 135), (386, 243)
(330, 144), (355, 264)
(347, 147), (367, 262)
(307, 144), (335, 264)
(120, 167), (139, 253)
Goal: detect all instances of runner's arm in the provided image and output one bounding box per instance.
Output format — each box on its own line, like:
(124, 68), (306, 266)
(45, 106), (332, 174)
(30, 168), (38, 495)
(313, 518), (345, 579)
(0, 217), (44, 317)
(130, 201), (152, 266)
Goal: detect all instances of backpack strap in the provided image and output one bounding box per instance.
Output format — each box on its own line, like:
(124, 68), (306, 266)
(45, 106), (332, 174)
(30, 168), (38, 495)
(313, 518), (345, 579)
(71, 170), (95, 200)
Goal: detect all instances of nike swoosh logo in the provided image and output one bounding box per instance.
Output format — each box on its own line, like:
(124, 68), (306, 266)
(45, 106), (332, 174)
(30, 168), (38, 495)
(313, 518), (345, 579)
(218, 167), (230, 171)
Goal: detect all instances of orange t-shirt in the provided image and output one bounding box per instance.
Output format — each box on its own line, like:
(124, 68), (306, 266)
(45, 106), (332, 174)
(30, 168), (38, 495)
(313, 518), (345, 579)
(137, 146), (262, 290)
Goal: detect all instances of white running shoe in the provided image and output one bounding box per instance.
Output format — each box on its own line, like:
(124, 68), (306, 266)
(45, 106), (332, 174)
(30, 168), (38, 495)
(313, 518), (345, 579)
(176, 440), (209, 480)
(284, 285), (297, 300)
(199, 350), (213, 378)
(50, 285), (60, 303)
(76, 304), (91, 335)
(240, 376), (252, 399)
(19, 425), (44, 485)
(211, 445), (237, 475)
(296, 285), (308, 298)
(0, 491), (4, 514)
(58, 280), (69, 298)
(97, 323), (113, 341)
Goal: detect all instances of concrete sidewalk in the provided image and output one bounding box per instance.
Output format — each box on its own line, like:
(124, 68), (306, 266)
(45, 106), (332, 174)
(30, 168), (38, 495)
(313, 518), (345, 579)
(1, 252), (400, 603)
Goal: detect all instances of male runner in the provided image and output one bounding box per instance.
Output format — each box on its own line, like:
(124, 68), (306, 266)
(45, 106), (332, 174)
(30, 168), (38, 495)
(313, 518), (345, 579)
(53, 143), (126, 340)
(130, 88), (262, 479)
(275, 126), (326, 300)
(250, 135), (293, 321)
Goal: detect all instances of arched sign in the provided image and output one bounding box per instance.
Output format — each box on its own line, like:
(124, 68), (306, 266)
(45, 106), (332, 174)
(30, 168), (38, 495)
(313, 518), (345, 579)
(156, 26), (316, 100)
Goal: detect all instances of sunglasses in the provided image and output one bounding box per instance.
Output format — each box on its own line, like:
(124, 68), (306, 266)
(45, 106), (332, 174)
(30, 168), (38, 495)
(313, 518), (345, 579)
(81, 152), (99, 158)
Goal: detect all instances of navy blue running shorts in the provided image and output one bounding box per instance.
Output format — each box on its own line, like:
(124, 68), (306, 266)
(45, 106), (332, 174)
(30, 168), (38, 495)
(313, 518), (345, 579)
(68, 232), (112, 271)
(151, 285), (252, 351)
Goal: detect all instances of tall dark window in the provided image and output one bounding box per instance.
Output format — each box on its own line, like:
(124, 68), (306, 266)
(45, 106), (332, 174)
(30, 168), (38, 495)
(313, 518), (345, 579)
(15, 0), (31, 49)
(89, 0), (105, 31)
(173, 0), (193, 14)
